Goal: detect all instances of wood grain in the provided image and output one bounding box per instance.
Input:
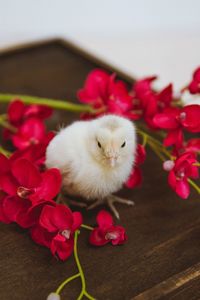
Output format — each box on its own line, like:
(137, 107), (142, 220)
(0, 39), (200, 300)
(132, 262), (200, 300)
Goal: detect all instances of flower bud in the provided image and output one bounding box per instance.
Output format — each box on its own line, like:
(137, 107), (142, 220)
(163, 160), (175, 172)
(47, 292), (61, 300)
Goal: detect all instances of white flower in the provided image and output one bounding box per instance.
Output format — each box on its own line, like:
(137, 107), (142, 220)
(47, 292), (61, 300)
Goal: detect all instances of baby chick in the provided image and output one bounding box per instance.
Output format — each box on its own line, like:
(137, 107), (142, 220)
(46, 114), (137, 219)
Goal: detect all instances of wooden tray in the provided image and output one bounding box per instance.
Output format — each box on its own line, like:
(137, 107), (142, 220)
(0, 39), (200, 300)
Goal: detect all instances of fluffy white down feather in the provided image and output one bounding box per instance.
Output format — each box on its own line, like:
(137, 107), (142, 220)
(46, 115), (136, 201)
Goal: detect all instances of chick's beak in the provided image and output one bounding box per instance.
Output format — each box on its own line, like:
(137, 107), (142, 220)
(108, 156), (117, 167)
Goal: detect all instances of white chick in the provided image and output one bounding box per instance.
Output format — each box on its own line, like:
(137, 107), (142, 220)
(46, 114), (137, 219)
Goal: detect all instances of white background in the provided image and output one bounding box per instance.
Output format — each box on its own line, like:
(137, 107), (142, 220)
(0, 0), (200, 90)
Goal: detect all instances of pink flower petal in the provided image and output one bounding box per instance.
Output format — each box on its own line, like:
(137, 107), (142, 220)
(8, 99), (25, 124)
(96, 210), (113, 229)
(78, 69), (110, 106)
(181, 105), (200, 133)
(40, 204), (73, 232)
(125, 167), (142, 188)
(20, 118), (46, 139)
(153, 113), (178, 129)
(135, 144), (146, 165)
(0, 193), (11, 223)
(12, 158), (41, 188)
(186, 138), (200, 152)
(109, 226), (128, 245)
(189, 166), (199, 179)
(188, 67), (200, 94)
(176, 179), (190, 199)
(30, 225), (53, 248)
(17, 200), (55, 228)
(2, 196), (30, 222)
(157, 83), (173, 107)
(31, 168), (61, 201)
(133, 76), (157, 99)
(0, 154), (11, 174)
(12, 118), (46, 149)
(72, 212), (83, 232)
(50, 234), (74, 260)
(168, 170), (177, 191)
(12, 134), (32, 149)
(0, 173), (18, 195)
(163, 129), (183, 147)
(24, 105), (53, 120)
(89, 228), (109, 246)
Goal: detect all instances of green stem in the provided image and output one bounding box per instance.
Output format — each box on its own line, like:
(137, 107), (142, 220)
(0, 145), (12, 157)
(84, 290), (96, 300)
(0, 114), (17, 132)
(137, 128), (172, 159)
(146, 136), (200, 195)
(55, 273), (80, 294)
(194, 163), (200, 167)
(137, 126), (200, 195)
(147, 140), (166, 161)
(0, 94), (94, 113)
(53, 230), (95, 299)
(142, 134), (147, 147)
(188, 178), (200, 194)
(74, 230), (95, 300)
(81, 224), (94, 231)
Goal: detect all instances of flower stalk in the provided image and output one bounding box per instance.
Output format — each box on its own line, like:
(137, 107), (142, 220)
(0, 114), (17, 132)
(74, 230), (95, 300)
(55, 273), (80, 295)
(137, 128), (173, 160)
(0, 94), (94, 113)
(81, 224), (94, 231)
(53, 230), (95, 300)
(0, 145), (11, 157)
(188, 178), (200, 194)
(137, 127), (200, 194)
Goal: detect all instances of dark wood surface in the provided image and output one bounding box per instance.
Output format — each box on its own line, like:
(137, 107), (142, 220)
(0, 39), (200, 300)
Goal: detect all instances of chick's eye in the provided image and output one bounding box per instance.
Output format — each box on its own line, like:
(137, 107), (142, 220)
(121, 141), (126, 148)
(97, 141), (102, 148)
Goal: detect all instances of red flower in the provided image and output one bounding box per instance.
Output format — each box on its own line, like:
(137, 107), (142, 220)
(31, 204), (82, 260)
(0, 191), (11, 224)
(4, 99), (53, 149)
(157, 84), (173, 111)
(130, 77), (158, 124)
(185, 138), (200, 153)
(10, 131), (54, 168)
(0, 154), (61, 227)
(125, 144), (146, 188)
(11, 118), (50, 150)
(89, 210), (127, 246)
(172, 138), (200, 157)
(132, 77), (173, 128)
(163, 152), (199, 199)
(78, 69), (110, 108)
(107, 77), (139, 120)
(78, 69), (139, 120)
(188, 67), (200, 94)
(133, 76), (157, 100)
(153, 105), (200, 147)
(7, 99), (52, 125)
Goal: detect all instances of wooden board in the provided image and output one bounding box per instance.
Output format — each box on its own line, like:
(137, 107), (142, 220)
(0, 38), (200, 300)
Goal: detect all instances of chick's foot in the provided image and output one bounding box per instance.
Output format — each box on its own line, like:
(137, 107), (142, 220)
(56, 194), (87, 208)
(67, 199), (88, 208)
(106, 195), (134, 219)
(87, 198), (104, 210)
